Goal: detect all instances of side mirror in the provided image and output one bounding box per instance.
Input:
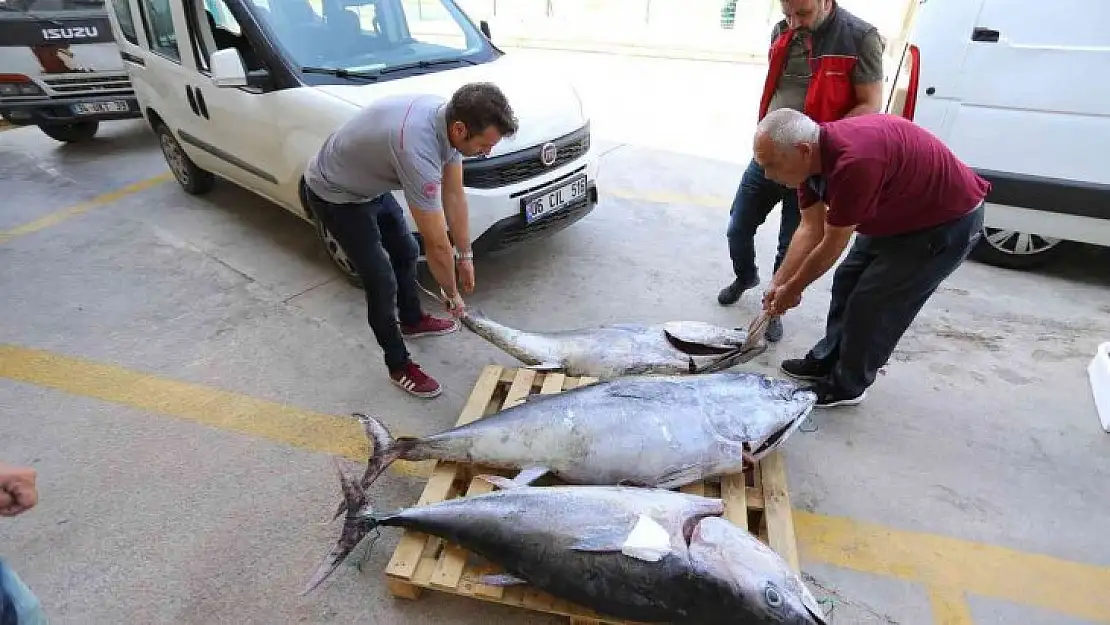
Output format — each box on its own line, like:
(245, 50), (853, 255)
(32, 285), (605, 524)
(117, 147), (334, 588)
(211, 48), (247, 87)
(479, 19), (491, 40)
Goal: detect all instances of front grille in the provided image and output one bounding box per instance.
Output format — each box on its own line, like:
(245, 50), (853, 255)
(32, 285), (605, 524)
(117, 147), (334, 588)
(463, 123), (590, 189)
(43, 74), (132, 95)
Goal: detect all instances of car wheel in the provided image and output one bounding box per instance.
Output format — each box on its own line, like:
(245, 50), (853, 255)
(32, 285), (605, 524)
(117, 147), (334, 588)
(155, 122), (215, 195)
(970, 226), (1072, 270)
(39, 121), (99, 143)
(308, 212), (362, 288)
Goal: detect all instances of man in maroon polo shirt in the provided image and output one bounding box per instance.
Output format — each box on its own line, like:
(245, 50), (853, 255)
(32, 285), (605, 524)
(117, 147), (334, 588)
(755, 108), (990, 407)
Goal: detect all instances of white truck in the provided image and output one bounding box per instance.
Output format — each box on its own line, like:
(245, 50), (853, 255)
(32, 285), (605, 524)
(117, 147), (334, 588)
(102, 0), (601, 281)
(0, 0), (143, 142)
(885, 0), (1110, 270)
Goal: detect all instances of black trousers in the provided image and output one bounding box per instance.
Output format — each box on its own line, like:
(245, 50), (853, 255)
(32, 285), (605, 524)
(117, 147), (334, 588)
(807, 202), (985, 396)
(304, 187), (423, 372)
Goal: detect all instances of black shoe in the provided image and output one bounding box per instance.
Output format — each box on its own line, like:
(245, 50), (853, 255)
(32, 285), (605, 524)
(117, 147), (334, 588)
(717, 277), (759, 306)
(765, 317), (783, 343)
(780, 357), (830, 382)
(802, 382), (867, 408)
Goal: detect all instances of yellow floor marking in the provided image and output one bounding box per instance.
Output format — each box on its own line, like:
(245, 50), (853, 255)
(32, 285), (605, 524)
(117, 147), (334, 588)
(3, 342), (1110, 624)
(0, 344), (435, 478)
(797, 511), (1110, 623)
(0, 173), (172, 245)
(928, 586), (976, 625)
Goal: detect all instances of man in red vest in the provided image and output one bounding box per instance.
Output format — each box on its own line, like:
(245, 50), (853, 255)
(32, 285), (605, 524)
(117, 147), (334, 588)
(718, 0), (884, 343)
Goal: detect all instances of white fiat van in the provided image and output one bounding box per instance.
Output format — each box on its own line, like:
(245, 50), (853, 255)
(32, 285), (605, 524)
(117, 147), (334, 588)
(102, 0), (600, 281)
(885, 0), (1110, 269)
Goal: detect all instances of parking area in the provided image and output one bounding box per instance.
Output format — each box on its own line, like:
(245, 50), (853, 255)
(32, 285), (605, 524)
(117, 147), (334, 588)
(2, 48), (1110, 625)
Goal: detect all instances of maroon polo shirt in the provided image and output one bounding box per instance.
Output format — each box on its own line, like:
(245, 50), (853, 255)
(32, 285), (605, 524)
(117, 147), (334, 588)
(798, 114), (991, 237)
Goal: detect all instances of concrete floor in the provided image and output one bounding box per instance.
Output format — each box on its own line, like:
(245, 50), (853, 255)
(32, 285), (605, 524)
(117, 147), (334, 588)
(2, 49), (1109, 625)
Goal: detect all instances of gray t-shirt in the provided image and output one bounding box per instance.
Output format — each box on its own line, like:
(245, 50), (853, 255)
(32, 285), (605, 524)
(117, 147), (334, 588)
(304, 93), (462, 211)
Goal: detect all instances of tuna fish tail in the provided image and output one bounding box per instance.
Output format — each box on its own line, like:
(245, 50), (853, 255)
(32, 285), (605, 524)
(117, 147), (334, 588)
(330, 413), (411, 521)
(302, 458), (380, 595)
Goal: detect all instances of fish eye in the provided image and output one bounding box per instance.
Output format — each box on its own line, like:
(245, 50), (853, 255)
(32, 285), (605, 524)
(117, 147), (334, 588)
(765, 584), (783, 607)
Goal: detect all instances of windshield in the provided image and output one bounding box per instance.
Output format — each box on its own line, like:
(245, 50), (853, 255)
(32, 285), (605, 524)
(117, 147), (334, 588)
(243, 0), (490, 76)
(0, 0), (105, 17)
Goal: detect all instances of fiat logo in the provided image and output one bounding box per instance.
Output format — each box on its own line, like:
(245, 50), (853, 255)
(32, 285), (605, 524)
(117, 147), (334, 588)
(540, 142), (558, 166)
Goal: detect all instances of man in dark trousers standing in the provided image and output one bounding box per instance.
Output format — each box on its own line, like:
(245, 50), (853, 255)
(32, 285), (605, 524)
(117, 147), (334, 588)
(303, 83), (518, 399)
(718, 0), (884, 343)
(756, 108), (990, 407)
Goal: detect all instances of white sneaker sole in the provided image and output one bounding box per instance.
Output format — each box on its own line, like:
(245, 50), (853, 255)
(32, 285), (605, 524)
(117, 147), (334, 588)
(390, 378), (443, 398)
(401, 323), (460, 339)
(815, 391), (867, 408)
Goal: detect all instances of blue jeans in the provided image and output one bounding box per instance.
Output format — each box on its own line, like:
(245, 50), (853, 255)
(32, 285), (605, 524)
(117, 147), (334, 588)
(304, 187), (423, 373)
(1, 559), (46, 625)
(726, 158), (802, 286)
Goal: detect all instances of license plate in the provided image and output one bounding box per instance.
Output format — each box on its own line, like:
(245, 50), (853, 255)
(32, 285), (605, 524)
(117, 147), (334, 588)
(522, 175), (588, 224)
(72, 100), (130, 115)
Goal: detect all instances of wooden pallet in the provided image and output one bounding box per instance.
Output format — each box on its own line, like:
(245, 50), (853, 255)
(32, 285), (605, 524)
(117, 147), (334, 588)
(384, 365), (801, 625)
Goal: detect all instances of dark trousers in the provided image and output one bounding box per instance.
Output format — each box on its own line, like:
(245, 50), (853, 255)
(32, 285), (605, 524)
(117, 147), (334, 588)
(807, 202), (986, 396)
(305, 187), (423, 372)
(727, 158), (802, 285)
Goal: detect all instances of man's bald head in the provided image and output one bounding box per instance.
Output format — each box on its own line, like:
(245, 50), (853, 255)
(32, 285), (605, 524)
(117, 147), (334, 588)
(753, 108), (822, 189)
(780, 0), (833, 31)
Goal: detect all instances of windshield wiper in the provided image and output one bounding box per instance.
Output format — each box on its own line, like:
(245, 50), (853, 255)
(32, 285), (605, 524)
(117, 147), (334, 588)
(376, 58), (477, 75)
(300, 66), (381, 81)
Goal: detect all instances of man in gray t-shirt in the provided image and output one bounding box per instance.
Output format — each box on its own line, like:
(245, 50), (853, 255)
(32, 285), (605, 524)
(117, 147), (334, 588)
(303, 82), (518, 399)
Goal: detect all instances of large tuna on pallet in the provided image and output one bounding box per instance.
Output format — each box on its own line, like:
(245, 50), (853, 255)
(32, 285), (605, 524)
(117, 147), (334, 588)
(303, 462), (827, 625)
(458, 308), (771, 379)
(333, 369), (816, 518)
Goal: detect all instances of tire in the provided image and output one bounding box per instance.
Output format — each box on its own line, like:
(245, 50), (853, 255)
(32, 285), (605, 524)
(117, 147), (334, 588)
(39, 121), (99, 143)
(299, 182), (362, 288)
(155, 122), (215, 195)
(970, 226), (1072, 270)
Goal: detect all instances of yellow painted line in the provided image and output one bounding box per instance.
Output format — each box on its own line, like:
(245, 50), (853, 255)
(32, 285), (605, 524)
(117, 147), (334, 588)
(928, 587), (975, 625)
(0, 344), (434, 478)
(0, 173), (173, 245)
(2, 342), (1110, 624)
(796, 511), (1110, 623)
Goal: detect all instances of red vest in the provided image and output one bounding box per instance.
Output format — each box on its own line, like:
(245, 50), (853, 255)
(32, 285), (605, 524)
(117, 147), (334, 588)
(758, 5), (872, 123)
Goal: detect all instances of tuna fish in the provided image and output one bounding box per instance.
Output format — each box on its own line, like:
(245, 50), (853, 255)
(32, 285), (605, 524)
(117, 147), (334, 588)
(457, 308), (771, 379)
(303, 462), (827, 625)
(334, 370), (816, 518)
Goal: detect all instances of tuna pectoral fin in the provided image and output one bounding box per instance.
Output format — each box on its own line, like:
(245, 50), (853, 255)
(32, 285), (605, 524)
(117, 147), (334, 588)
(476, 466), (551, 490)
(476, 573), (529, 587)
(567, 524), (638, 553)
(525, 362), (564, 372)
(302, 459), (378, 596)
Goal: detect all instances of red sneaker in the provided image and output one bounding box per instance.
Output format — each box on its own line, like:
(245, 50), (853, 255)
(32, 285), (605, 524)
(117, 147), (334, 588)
(400, 313), (459, 339)
(389, 362), (442, 398)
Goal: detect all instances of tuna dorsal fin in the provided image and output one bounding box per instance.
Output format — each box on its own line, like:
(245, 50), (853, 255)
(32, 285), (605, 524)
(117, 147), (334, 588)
(653, 463), (708, 490)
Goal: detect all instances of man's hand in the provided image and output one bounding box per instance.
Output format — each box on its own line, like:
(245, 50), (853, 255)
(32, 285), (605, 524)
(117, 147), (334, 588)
(0, 463), (38, 517)
(766, 281), (803, 315)
(456, 257), (475, 294)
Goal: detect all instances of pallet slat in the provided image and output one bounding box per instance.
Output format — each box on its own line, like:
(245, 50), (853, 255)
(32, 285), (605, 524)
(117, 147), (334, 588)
(384, 367), (801, 624)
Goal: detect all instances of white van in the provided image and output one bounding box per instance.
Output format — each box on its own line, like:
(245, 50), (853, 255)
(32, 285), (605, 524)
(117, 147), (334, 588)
(885, 0), (1110, 269)
(102, 0), (600, 281)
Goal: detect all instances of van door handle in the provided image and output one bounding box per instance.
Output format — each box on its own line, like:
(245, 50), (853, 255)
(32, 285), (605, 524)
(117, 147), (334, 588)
(194, 87), (210, 120)
(185, 85), (199, 116)
(972, 27), (1000, 42)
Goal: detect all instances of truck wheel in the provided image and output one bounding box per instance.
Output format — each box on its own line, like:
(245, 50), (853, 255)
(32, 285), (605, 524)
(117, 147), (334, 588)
(970, 227), (1071, 270)
(39, 121), (99, 143)
(155, 122), (215, 195)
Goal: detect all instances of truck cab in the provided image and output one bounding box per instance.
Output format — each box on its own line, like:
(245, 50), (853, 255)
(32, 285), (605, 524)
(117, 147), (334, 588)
(102, 0), (601, 281)
(0, 0), (143, 142)
(885, 0), (1110, 269)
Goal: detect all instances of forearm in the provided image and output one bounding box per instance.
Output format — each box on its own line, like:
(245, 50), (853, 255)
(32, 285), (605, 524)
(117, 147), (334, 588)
(784, 236), (849, 293)
(771, 220), (824, 287)
(442, 192), (471, 254)
(424, 240), (458, 298)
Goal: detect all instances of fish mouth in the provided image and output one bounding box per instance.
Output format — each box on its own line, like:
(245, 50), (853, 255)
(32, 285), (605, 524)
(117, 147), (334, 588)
(749, 403), (815, 458)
